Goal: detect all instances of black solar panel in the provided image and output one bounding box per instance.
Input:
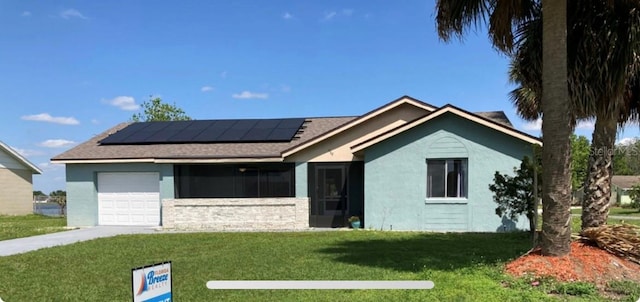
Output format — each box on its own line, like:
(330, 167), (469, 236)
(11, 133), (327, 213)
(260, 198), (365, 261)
(99, 118), (306, 145)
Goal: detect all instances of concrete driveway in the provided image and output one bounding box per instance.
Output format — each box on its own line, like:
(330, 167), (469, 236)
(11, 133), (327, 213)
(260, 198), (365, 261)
(0, 226), (158, 257)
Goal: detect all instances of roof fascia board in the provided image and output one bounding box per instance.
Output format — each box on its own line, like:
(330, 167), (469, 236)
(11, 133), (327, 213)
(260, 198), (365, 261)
(50, 158), (156, 164)
(154, 157), (283, 163)
(52, 157), (284, 164)
(281, 95), (436, 157)
(351, 105), (542, 153)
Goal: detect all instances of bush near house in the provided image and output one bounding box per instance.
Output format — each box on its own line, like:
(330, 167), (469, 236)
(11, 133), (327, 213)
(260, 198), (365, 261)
(628, 184), (640, 211)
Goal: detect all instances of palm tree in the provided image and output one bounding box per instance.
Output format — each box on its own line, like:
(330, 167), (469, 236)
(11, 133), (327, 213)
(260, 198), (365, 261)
(436, 0), (572, 256)
(508, 1), (640, 230)
(578, 1), (640, 229)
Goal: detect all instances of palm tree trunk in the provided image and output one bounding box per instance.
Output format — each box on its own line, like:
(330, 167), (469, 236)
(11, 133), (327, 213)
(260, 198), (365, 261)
(540, 0), (573, 256)
(581, 116), (616, 229)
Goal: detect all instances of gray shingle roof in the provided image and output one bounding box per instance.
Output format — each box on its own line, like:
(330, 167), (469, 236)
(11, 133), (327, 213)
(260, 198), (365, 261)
(612, 175), (640, 189)
(52, 117), (357, 161)
(52, 105), (515, 162)
(474, 111), (513, 127)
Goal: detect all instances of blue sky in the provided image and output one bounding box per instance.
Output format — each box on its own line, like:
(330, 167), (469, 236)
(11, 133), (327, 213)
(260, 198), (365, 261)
(1, 1), (638, 194)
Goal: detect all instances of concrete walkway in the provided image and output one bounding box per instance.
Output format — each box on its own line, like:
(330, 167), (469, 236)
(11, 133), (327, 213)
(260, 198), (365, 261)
(0, 226), (159, 257)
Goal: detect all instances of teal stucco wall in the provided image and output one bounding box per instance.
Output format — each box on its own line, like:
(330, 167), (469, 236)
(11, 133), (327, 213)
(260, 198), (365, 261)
(65, 163), (174, 227)
(295, 162), (307, 198)
(363, 113), (534, 232)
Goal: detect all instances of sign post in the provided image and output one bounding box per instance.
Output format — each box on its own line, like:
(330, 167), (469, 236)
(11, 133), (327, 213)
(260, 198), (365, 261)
(132, 261), (172, 302)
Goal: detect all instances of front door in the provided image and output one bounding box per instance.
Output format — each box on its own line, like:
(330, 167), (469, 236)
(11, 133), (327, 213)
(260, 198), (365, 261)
(310, 164), (348, 227)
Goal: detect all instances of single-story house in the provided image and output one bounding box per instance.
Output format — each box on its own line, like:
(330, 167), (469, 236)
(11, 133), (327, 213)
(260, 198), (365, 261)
(51, 96), (541, 231)
(0, 140), (42, 215)
(611, 175), (640, 205)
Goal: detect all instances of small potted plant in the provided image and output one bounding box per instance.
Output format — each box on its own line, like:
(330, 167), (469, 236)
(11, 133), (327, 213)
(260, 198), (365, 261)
(348, 216), (361, 229)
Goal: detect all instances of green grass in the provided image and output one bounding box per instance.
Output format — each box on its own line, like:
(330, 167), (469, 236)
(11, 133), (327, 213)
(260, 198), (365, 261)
(0, 214), (67, 241)
(570, 207), (640, 216)
(536, 215), (640, 234)
(0, 231), (637, 301)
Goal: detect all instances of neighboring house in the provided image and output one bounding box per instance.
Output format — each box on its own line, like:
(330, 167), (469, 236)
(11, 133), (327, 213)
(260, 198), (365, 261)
(611, 175), (640, 205)
(51, 96), (541, 231)
(0, 141), (42, 215)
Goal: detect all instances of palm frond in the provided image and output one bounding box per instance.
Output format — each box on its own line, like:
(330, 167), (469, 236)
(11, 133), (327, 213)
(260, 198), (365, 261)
(509, 0), (640, 124)
(435, 0), (536, 53)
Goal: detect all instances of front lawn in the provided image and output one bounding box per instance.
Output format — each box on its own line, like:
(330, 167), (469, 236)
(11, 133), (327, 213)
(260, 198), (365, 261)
(0, 214), (67, 241)
(0, 231), (636, 301)
(570, 217), (640, 233)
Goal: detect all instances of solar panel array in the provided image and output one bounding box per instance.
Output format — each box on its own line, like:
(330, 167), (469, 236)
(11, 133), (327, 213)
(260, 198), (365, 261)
(99, 118), (307, 145)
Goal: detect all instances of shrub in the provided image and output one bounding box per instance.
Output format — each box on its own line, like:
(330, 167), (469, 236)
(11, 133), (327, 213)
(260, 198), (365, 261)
(628, 184), (640, 211)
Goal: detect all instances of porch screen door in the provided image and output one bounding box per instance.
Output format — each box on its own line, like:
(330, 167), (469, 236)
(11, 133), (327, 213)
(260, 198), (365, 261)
(317, 166), (347, 216)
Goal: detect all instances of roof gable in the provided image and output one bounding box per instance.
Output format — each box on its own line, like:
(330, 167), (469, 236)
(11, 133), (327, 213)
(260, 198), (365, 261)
(351, 104), (541, 153)
(281, 95), (437, 157)
(0, 141), (42, 174)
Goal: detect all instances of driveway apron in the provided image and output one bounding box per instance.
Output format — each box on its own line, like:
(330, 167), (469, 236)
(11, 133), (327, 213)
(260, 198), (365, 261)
(0, 226), (157, 256)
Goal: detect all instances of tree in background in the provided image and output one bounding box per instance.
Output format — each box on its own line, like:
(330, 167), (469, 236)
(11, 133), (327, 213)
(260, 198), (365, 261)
(571, 135), (590, 189)
(49, 190), (66, 216)
(613, 139), (640, 175)
(131, 97), (191, 122)
(489, 156), (541, 235)
(33, 191), (46, 197)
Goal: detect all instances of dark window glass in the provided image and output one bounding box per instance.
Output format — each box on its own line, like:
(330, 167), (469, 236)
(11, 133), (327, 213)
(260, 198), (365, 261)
(427, 159), (467, 198)
(175, 163), (295, 198)
(427, 160), (446, 197)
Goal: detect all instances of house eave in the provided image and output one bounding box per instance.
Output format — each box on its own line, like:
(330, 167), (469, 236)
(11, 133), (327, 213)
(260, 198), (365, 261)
(50, 158), (157, 164)
(154, 157), (284, 163)
(51, 156), (285, 165)
(0, 140), (43, 174)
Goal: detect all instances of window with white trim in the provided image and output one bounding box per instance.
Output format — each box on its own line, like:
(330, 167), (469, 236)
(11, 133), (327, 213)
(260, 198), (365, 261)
(427, 159), (467, 198)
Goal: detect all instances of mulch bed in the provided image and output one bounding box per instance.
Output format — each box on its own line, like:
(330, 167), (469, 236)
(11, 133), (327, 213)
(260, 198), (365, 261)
(505, 241), (640, 286)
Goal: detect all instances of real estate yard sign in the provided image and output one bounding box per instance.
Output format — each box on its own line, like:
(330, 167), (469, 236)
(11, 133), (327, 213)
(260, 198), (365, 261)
(132, 261), (172, 302)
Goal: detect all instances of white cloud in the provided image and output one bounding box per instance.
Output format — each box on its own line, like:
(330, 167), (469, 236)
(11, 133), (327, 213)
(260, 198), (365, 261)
(232, 91), (269, 100)
(12, 147), (45, 157)
(522, 118), (594, 132)
(106, 96), (139, 111)
(322, 9), (354, 21)
(220, 71), (228, 79)
(22, 11), (32, 17)
(39, 139), (76, 148)
(522, 118), (542, 131)
(323, 11), (337, 21)
(281, 85), (291, 93)
(60, 9), (88, 20)
(91, 119), (100, 124)
(617, 137), (638, 145)
(21, 113), (80, 125)
(201, 86), (214, 92)
(576, 120), (595, 130)
(282, 12), (293, 19)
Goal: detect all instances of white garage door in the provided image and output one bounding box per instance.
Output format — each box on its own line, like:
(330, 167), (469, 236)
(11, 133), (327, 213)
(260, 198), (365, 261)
(98, 172), (160, 226)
